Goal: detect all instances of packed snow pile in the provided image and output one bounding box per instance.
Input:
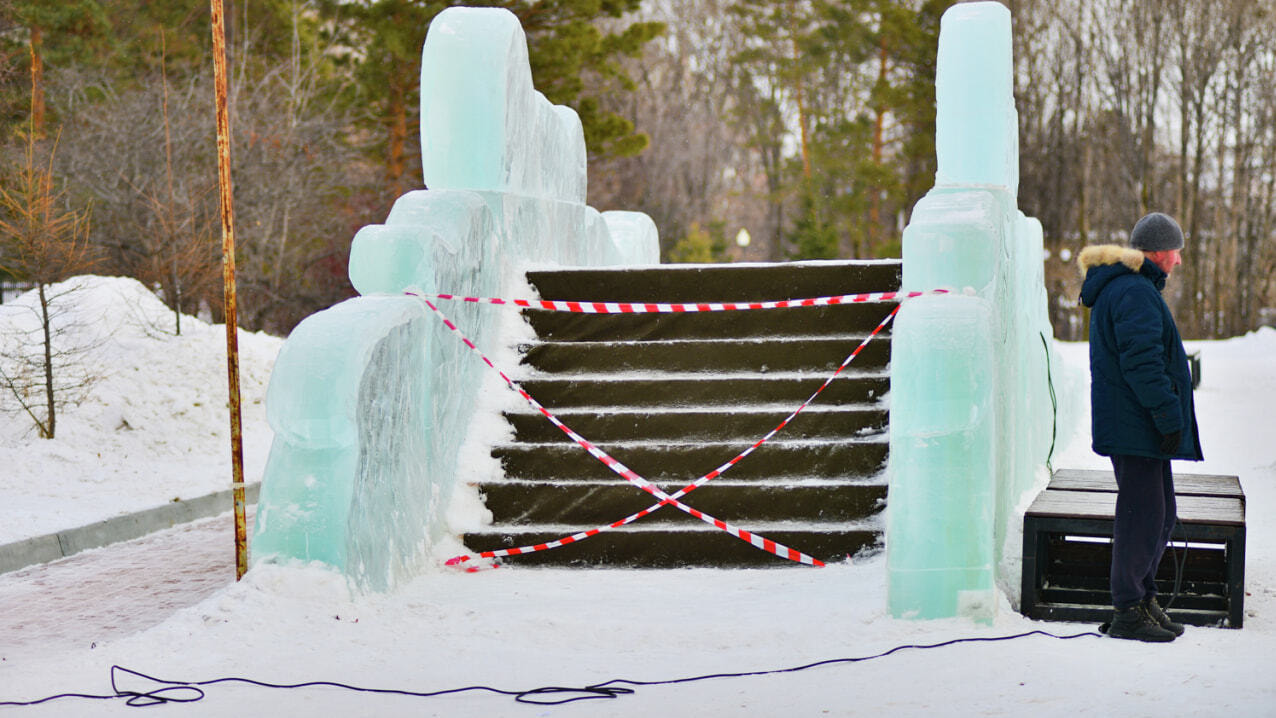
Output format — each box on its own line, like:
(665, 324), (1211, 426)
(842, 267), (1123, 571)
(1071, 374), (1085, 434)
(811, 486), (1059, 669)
(0, 275), (282, 542)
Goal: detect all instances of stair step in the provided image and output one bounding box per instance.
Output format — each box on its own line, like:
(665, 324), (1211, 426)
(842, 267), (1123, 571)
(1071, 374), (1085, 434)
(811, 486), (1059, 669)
(527, 260), (902, 303)
(477, 479), (886, 524)
(523, 302), (899, 342)
(517, 374), (890, 408)
(493, 440), (889, 481)
(462, 523), (881, 567)
(476, 260), (899, 568)
(522, 335), (890, 374)
(506, 406), (886, 443)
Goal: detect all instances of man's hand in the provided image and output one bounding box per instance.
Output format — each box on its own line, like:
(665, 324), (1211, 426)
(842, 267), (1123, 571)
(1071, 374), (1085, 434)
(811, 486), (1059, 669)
(1159, 430), (1182, 455)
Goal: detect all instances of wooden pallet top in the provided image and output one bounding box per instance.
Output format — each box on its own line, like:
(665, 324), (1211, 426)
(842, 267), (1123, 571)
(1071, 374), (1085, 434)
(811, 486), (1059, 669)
(1049, 468), (1244, 502)
(1026, 488), (1245, 526)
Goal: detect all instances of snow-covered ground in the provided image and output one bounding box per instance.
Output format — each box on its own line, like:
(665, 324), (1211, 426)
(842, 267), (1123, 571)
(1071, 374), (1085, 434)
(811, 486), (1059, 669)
(0, 276), (280, 542)
(1, 276), (1273, 716)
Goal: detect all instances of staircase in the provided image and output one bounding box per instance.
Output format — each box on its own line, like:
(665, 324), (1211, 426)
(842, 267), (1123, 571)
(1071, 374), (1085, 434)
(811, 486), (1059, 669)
(461, 260), (902, 567)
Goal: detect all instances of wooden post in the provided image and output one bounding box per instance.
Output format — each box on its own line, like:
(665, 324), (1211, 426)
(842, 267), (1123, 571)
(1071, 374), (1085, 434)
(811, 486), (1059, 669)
(209, 0), (248, 580)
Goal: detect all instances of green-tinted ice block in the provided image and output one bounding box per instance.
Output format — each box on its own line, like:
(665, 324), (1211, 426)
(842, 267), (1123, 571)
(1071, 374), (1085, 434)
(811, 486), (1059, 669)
(253, 297), (436, 590)
(901, 188), (1006, 295)
(888, 569), (996, 621)
(887, 295), (996, 620)
(887, 1), (1062, 618)
(935, 2), (1017, 190)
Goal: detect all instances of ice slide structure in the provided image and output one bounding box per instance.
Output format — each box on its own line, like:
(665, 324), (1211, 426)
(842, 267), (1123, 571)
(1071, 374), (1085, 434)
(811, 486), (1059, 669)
(250, 2), (1061, 622)
(249, 7), (658, 591)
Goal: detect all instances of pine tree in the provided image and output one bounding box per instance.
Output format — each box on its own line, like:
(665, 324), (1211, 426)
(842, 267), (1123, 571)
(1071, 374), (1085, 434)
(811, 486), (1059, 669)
(318, 0), (663, 193)
(731, 0), (951, 260)
(0, 0), (108, 140)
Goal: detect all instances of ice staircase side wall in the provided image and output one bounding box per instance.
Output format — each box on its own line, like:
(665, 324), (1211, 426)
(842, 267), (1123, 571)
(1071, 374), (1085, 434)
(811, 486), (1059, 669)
(886, 1), (1059, 620)
(250, 8), (658, 591)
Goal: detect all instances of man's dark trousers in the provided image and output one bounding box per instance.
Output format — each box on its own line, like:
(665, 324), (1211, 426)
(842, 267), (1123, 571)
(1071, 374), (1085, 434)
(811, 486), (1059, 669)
(1110, 454), (1177, 610)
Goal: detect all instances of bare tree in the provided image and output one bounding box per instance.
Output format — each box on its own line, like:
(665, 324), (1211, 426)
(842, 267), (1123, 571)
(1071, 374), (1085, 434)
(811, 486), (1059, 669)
(589, 0), (770, 260)
(0, 128), (98, 438)
(1015, 0), (1276, 339)
(46, 7), (367, 336)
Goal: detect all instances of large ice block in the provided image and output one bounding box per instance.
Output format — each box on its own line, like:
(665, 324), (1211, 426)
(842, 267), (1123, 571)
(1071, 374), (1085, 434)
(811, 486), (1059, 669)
(602, 211), (661, 265)
(252, 7), (658, 590)
(419, 8), (587, 203)
(888, 295), (996, 619)
(253, 296), (434, 589)
(934, 2), (1018, 190)
(900, 188), (1005, 295)
(887, 1), (1058, 619)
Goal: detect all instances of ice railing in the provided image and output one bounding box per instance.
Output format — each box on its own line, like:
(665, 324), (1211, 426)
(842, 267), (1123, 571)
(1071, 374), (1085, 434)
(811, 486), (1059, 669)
(886, 1), (1060, 621)
(249, 8), (657, 591)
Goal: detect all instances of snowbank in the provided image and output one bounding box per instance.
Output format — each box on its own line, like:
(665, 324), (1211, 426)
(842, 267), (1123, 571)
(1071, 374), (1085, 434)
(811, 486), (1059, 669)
(0, 275), (281, 542)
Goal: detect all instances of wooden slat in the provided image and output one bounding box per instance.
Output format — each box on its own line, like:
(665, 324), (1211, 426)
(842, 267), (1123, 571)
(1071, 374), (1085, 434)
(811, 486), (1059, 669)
(1026, 489), (1245, 526)
(1049, 468), (1244, 501)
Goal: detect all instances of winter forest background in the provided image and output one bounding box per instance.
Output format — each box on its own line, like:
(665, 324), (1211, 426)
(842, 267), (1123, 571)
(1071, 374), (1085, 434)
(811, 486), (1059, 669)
(2, 0), (1275, 343)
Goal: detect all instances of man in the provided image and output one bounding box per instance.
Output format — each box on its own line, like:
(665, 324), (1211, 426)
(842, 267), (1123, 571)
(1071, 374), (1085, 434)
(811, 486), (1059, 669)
(1077, 212), (1203, 643)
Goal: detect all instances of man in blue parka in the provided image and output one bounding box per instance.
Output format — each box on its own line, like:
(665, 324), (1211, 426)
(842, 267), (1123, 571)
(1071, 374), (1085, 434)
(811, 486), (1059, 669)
(1078, 212), (1203, 643)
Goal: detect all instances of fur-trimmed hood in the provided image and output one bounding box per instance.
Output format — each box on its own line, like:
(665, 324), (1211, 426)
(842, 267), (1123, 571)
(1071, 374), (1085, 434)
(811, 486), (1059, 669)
(1077, 244), (1145, 274)
(1078, 244), (1165, 308)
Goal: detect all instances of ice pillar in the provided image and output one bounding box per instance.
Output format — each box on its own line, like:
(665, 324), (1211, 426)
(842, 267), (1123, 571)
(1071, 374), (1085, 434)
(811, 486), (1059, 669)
(887, 1), (1057, 620)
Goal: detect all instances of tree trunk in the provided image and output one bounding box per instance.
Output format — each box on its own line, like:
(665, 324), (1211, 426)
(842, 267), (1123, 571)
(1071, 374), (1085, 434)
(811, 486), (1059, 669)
(38, 283), (55, 439)
(29, 25), (45, 139)
(386, 72), (408, 193)
(869, 36), (889, 258)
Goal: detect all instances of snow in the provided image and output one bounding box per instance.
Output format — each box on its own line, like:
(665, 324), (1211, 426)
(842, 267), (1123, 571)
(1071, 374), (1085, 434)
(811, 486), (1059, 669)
(1, 278), (1274, 716)
(0, 276), (281, 543)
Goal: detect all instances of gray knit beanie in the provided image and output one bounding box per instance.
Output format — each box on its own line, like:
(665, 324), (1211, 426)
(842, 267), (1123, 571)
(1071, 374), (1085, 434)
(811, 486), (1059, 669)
(1129, 212), (1184, 251)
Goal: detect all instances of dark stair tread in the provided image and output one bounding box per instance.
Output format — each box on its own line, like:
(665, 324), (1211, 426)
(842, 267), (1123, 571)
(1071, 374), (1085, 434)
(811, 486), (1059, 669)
(493, 439), (889, 481)
(504, 406), (887, 443)
(522, 335), (891, 374)
(477, 479), (887, 524)
(527, 260), (902, 303)
(517, 375), (890, 408)
(523, 302), (899, 342)
(462, 524), (882, 567)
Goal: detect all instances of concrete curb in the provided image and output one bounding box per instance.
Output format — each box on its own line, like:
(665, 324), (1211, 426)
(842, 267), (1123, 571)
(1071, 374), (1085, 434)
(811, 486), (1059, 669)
(0, 483), (259, 575)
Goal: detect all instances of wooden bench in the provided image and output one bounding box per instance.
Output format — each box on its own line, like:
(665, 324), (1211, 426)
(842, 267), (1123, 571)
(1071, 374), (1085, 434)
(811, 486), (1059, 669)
(1021, 468), (1246, 628)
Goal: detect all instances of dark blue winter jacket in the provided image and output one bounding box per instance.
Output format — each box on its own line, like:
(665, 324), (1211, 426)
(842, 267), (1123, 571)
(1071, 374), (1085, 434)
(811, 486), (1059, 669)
(1078, 245), (1203, 461)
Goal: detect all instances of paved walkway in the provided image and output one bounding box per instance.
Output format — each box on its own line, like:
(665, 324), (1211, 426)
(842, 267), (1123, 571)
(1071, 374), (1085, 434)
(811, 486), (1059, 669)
(0, 511), (252, 658)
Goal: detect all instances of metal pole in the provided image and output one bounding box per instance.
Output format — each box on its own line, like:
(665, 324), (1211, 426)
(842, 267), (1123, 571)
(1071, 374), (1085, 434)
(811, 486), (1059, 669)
(209, 0), (248, 580)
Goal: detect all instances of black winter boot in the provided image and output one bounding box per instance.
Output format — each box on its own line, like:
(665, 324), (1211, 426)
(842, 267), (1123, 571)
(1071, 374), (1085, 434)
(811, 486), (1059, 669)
(1143, 596), (1185, 636)
(1105, 604), (1177, 642)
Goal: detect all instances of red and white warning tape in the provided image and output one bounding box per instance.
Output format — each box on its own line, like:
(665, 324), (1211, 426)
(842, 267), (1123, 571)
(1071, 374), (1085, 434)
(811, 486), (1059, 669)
(414, 295), (823, 567)
(428, 289), (936, 313)
(406, 286), (949, 569)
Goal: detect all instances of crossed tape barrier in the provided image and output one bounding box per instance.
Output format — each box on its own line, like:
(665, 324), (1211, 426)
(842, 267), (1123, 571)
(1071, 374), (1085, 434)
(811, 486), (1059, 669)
(432, 290), (927, 314)
(408, 287), (951, 568)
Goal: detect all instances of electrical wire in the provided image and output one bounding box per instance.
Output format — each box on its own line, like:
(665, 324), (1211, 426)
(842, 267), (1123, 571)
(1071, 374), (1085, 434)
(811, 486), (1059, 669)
(0, 629), (1100, 709)
(1163, 517), (1190, 610)
(1040, 332), (1058, 474)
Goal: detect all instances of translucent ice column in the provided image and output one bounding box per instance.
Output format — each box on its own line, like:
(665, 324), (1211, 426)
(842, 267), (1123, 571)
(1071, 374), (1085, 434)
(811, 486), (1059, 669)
(252, 7), (657, 590)
(887, 1), (1058, 620)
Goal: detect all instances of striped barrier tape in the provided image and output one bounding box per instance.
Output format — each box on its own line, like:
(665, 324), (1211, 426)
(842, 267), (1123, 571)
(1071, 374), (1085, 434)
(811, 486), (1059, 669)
(452, 305), (903, 569)
(411, 293), (824, 567)
(428, 289), (939, 313)
(409, 286), (951, 569)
